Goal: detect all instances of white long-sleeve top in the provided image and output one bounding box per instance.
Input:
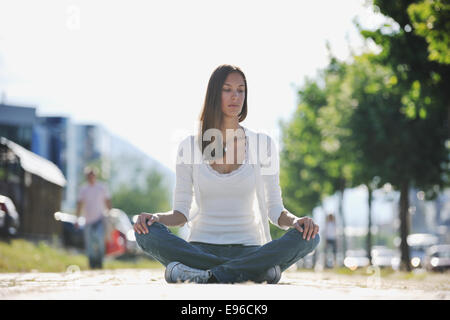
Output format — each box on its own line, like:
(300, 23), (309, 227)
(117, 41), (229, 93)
(192, 154), (260, 245)
(173, 126), (289, 245)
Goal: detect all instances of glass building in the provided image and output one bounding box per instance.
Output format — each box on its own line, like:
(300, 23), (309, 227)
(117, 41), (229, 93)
(0, 103), (36, 151)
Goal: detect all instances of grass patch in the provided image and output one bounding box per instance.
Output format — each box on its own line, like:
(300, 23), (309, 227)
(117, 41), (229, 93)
(0, 239), (161, 273)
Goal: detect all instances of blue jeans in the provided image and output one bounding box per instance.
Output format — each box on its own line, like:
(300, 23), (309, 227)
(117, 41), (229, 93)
(135, 222), (320, 283)
(84, 218), (105, 269)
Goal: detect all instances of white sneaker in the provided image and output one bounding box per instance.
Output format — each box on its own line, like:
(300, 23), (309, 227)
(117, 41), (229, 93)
(263, 265), (281, 284)
(165, 262), (212, 284)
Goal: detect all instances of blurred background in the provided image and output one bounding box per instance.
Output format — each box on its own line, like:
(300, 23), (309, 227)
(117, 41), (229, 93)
(0, 0), (449, 274)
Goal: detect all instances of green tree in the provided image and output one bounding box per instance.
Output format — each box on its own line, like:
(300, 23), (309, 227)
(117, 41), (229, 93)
(111, 166), (171, 217)
(279, 79), (329, 218)
(279, 57), (358, 253)
(360, 0), (450, 271)
(343, 54), (402, 263)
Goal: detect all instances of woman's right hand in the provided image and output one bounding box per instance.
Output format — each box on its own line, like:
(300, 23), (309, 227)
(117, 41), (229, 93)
(134, 213), (159, 234)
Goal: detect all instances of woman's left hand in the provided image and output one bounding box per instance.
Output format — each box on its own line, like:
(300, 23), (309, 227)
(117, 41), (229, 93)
(293, 217), (319, 241)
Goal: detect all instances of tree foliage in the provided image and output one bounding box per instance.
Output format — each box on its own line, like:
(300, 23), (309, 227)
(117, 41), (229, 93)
(280, 0), (449, 269)
(111, 166), (172, 217)
(408, 0), (450, 64)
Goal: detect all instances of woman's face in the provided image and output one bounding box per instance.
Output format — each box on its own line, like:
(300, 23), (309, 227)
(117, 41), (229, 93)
(221, 72), (245, 119)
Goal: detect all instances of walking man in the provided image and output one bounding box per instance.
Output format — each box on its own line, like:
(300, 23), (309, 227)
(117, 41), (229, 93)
(76, 167), (112, 269)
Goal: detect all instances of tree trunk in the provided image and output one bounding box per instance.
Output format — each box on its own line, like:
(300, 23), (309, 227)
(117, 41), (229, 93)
(338, 178), (346, 264)
(399, 180), (412, 272)
(366, 184), (373, 264)
(321, 202), (328, 268)
(447, 101), (450, 139)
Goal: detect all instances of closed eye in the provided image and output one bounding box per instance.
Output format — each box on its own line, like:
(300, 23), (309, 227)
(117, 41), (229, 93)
(223, 89), (244, 93)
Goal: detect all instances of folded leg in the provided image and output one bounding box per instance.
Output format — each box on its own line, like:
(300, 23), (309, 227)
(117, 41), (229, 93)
(210, 229), (320, 283)
(135, 222), (229, 269)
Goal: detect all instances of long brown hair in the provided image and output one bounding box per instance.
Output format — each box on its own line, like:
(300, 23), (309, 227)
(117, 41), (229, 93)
(198, 64), (248, 157)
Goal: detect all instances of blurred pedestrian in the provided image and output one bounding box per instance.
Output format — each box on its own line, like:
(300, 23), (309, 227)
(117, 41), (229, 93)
(76, 166), (112, 269)
(325, 213), (337, 268)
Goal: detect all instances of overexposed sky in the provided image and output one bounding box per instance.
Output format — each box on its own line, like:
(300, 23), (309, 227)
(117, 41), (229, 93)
(0, 0), (387, 172)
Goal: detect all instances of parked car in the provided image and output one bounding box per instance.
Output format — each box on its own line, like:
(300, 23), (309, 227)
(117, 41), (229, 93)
(0, 195), (20, 237)
(54, 208), (139, 257)
(408, 233), (439, 268)
(424, 244), (450, 272)
(344, 249), (370, 271)
(105, 208), (140, 257)
(54, 211), (84, 248)
(371, 246), (399, 269)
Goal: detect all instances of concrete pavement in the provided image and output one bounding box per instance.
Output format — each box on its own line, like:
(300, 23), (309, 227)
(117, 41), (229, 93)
(1, 268), (449, 300)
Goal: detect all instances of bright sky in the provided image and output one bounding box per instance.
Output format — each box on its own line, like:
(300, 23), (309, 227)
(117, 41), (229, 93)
(0, 0), (387, 172)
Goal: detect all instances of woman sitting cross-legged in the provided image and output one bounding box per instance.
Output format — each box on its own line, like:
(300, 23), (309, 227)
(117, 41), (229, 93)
(134, 64), (320, 284)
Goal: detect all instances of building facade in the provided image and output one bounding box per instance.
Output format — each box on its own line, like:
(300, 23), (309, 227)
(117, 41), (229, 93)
(0, 103), (36, 151)
(1, 104), (174, 213)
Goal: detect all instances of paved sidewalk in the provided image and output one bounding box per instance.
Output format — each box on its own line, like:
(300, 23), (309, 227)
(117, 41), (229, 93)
(1, 268), (449, 300)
